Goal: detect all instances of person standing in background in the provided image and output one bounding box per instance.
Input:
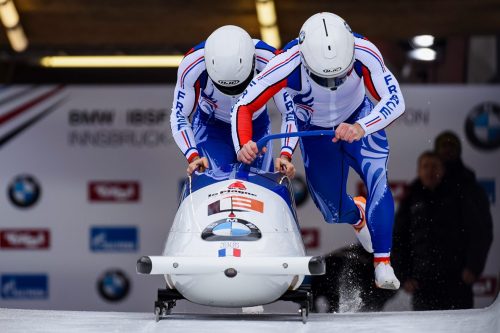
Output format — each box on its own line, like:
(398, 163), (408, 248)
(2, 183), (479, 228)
(433, 131), (493, 288)
(393, 150), (492, 310)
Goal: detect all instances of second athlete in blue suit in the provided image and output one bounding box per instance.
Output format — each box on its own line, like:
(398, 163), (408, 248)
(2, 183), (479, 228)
(231, 13), (405, 289)
(170, 25), (297, 176)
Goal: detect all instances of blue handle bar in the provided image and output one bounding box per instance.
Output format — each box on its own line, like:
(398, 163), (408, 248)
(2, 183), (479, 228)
(256, 130), (335, 151)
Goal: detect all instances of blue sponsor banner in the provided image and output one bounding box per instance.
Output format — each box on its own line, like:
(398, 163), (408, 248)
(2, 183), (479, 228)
(1, 274), (48, 300)
(478, 179), (496, 204)
(90, 226), (138, 252)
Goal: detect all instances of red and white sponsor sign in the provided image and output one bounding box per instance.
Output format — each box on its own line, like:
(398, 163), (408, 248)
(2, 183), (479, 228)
(208, 196), (264, 215)
(0, 229), (50, 249)
(232, 196), (263, 212)
(301, 228), (320, 250)
(88, 181), (140, 202)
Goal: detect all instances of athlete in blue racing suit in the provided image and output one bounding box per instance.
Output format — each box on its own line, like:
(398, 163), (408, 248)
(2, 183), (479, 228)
(231, 13), (405, 289)
(170, 25), (297, 176)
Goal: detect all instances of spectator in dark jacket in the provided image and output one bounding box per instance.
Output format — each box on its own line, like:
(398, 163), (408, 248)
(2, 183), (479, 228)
(393, 150), (492, 310)
(434, 131), (493, 283)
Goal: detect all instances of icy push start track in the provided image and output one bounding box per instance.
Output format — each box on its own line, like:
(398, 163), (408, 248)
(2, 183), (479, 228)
(1, 297), (499, 333)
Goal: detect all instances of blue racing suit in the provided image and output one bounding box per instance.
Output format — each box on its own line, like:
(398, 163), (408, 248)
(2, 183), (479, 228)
(170, 39), (298, 172)
(231, 34), (405, 258)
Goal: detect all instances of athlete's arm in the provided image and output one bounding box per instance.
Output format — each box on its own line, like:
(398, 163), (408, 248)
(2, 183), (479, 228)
(252, 40), (298, 175)
(273, 89), (299, 160)
(271, 88), (297, 177)
(354, 38), (406, 136)
(170, 47), (205, 164)
(231, 47), (301, 163)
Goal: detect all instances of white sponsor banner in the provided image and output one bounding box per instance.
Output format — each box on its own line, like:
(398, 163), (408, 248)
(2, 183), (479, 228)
(0, 85), (498, 311)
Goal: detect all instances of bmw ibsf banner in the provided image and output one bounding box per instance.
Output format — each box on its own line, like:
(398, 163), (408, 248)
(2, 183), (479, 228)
(0, 86), (179, 312)
(0, 85), (498, 311)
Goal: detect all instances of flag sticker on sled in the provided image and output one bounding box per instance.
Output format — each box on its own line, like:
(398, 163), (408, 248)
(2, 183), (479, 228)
(208, 196), (264, 215)
(218, 248), (241, 257)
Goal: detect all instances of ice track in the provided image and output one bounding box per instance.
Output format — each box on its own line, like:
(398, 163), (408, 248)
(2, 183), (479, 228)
(1, 296), (498, 333)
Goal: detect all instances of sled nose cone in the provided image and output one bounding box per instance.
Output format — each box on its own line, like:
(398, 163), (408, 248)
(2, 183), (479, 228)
(137, 256), (152, 274)
(308, 256), (325, 275)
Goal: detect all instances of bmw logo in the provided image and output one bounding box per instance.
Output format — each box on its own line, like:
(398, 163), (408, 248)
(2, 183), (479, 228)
(97, 269), (130, 302)
(465, 102), (500, 150)
(8, 174), (41, 208)
(202, 218), (261, 241)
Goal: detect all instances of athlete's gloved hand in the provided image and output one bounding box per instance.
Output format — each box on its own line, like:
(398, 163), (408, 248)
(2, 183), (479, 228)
(333, 122), (365, 143)
(187, 156), (209, 175)
(275, 155), (295, 179)
(237, 140), (267, 164)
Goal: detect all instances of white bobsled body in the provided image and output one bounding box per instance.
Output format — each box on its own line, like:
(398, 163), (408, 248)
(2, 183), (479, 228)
(138, 166), (324, 307)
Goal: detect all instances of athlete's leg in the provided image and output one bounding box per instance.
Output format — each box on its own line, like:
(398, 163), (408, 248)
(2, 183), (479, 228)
(337, 97), (395, 254)
(342, 131), (394, 254)
(342, 127), (399, 289)
(297, 121), (360, 224)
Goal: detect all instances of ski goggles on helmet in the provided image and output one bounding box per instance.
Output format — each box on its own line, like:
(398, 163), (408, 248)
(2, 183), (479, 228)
(304, 65), (353, 90)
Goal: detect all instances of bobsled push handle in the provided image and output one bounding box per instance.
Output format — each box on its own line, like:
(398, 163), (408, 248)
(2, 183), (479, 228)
(256, 130), (335, 151)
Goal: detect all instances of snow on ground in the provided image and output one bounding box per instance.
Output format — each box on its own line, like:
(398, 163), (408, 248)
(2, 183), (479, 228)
(1, 296), (498, 333)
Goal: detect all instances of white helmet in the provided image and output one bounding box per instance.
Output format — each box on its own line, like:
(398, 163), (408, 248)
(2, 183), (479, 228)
(299, 12), (355, 90)
(205, 25), (256, 95)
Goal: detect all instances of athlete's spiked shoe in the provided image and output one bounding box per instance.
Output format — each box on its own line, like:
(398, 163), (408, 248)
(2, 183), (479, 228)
(374, 262), (400, 290)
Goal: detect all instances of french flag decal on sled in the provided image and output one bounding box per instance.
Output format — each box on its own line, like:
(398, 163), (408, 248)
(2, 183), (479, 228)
(218, 248), (241, 257)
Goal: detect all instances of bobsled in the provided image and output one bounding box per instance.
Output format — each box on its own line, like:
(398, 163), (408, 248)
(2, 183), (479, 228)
(137, 131), (333, 322)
